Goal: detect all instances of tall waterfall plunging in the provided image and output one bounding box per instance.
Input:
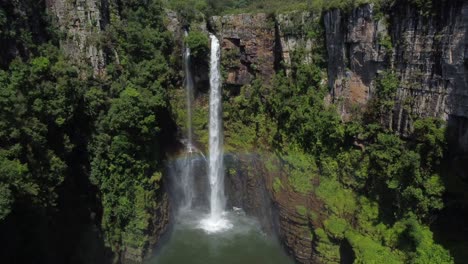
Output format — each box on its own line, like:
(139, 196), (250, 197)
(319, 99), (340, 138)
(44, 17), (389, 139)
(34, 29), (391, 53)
(176, 30), (195, 210)
(208, 34), (225, 218)
(199, 34), (232, 233)
(149, 32), (293, 264)
(184, 30), (194, 151)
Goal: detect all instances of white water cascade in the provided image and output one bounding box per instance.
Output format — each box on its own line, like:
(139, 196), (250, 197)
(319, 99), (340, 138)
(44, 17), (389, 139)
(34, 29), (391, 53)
(178, 30), (196, 211)
(199, 34), (232, 233)
(184, 31), (194, 152)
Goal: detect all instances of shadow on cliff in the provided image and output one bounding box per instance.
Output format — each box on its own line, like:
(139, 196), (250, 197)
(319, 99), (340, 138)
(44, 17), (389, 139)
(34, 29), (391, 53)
(0, 107), (112, 264)
(432, 115), (468, 264)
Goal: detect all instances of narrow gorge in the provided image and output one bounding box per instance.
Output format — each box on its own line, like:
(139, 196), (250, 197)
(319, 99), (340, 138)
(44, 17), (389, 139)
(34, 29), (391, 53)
(0, 0), (467, 264)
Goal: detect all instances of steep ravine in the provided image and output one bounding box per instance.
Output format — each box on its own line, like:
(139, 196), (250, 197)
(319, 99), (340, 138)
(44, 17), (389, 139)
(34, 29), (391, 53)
(37, 0), (468, 263)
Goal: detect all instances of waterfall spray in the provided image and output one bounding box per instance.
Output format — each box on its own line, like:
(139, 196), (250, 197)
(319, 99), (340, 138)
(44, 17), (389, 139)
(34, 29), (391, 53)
(179, 30), (195, 210)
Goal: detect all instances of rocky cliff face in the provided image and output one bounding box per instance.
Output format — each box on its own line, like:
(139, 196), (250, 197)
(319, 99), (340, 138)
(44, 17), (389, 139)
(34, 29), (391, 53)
(324, 1), (468, 140)
(210, 2), (467, 145)
(45, 0), (106, 75)
(276, 11), (321, 73)
(210, 13), (276, 85)
(210, 2), (468, 263)
(224, 154), (278, 234)
(324, 5), (389, 120)
(224, 154), (324, 264)
(121, 193), (169, 264)
(392, 1), (467, 131)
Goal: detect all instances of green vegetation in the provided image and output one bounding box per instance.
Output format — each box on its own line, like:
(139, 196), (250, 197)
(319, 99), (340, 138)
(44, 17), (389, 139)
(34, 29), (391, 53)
(283, 152), (317, 194)
(296, 205), (308, 216)
(0, 0), (176, 261)
(0, 46), (81, 220)
(346, 231), (403, 264)
(220, 4), (452, 260)
(165, 0), (397, 16)
(0, 0), (460, 263)
(273, 177), (284, 193)
(89, 0), (175, 252)
(185, 30), (209, 62)
(378, 32), (393, 51)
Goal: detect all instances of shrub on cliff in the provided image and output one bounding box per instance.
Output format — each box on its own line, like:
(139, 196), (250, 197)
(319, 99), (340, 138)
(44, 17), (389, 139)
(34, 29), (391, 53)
(185, 30), (209, 63)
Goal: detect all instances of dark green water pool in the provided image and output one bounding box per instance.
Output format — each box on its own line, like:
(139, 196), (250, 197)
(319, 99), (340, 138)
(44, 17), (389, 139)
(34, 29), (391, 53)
(146, 211), (293, 264)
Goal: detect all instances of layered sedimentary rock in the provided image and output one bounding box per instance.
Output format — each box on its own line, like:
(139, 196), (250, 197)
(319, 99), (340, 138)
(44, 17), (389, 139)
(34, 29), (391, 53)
(324, 4), (389, 120)
(324, 1), (468, 137)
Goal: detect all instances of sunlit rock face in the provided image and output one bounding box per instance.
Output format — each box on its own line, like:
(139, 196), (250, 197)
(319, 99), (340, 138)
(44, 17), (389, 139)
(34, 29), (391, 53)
(209, 1), (467, 145)
(210, 13), (276, 86)
(324, 4), (388, 121)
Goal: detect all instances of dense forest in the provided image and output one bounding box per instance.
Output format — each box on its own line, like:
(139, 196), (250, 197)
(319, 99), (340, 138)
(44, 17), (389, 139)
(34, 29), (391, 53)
(0, 0), (466, 263)
(0, 1), (177, 262)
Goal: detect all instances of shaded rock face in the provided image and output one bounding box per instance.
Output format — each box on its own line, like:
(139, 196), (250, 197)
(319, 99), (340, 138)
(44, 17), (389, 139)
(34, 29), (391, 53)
(224, 154), (322, 264)
(390, 1), (468, 135)
(166, 155), (210, 211)
(224, 154), (278, 234)
(448, 115), (468, 154)
(268, 173), (319, 264)
(324, 2), (468, 138)
(45, 0), (106, 75)
(165, 10), (210, 92)
(324, 5), (389, 120)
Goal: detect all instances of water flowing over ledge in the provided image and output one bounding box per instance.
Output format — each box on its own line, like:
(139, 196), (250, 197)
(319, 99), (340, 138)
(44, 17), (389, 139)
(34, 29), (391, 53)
(199, 33), (232, 234)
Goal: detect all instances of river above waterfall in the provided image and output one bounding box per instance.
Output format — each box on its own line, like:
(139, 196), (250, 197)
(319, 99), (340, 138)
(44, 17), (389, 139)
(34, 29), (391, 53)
(146, 210), (293, 264)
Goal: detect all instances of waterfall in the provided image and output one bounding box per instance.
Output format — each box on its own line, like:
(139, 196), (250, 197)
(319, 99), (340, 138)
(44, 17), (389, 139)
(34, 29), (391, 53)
(199, 34), (232, 233)
(179, 30), (195, 210)
(208, 34), (224, 218)
(184, 31), (194, 152)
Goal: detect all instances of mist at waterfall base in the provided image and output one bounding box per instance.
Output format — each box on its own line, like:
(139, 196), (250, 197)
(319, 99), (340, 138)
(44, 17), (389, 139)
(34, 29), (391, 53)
(146, 35), (293, 263)
(146, 209), (293, 264)
(148, 154), (293, 264)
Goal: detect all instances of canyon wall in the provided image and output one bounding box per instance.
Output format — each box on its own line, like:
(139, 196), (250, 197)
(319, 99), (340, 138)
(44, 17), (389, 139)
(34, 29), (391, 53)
(324, 1), (468, 139)
(210, 1), (468, 263)
(210, 1), (468, 145)
(38, 0), (467, 263)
